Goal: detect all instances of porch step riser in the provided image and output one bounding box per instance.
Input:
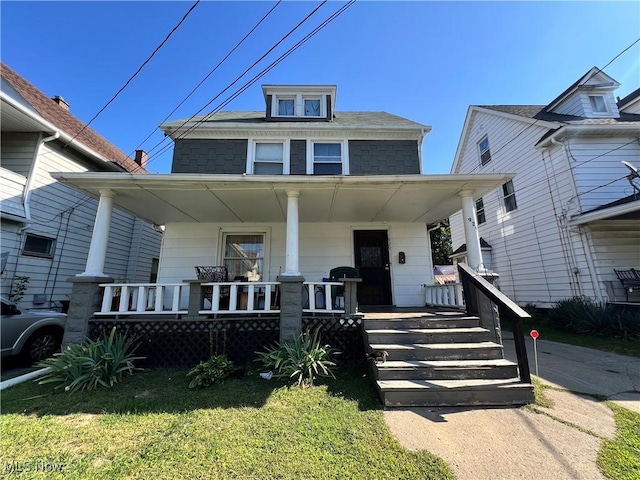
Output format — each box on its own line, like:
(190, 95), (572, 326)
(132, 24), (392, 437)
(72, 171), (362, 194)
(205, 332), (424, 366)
(366, 331), (492, 344)
(382, 388), (535, 407)
(374, 365), (518, 381)
(375, 347), (504, 362)
(364, 319), (480, 330)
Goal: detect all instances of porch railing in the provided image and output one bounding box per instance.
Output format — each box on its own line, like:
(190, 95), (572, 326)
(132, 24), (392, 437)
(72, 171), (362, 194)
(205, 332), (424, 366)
(424, 283), (464, 308)
(96, 281), (346, 316)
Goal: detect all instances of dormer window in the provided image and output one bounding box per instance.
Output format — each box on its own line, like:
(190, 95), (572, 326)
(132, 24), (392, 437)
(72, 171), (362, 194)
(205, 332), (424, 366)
(278, 98), (295, 116)
(272, 94), (326, 118)
(588, 95), (608, 114)
(304, 98), (321, 117)
(263, 85), (336, 121)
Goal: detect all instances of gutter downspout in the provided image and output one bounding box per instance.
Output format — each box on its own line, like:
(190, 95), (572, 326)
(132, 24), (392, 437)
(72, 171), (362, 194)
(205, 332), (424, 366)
(418, 128), (427, 174)
(22, 131), (60, 224)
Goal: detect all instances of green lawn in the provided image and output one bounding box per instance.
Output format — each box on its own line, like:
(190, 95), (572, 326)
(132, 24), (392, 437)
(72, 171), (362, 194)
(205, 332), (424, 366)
(0, 367), (455, 480)
(598, 402), (640, 480)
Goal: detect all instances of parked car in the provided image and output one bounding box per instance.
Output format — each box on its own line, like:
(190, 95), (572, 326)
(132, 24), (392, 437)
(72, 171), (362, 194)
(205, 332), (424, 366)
(1, 298), (66, 364)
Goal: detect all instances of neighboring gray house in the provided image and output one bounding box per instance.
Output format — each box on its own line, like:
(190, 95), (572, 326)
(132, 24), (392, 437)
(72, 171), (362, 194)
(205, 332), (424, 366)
(449, 68), (640, 307)
(0, 63), (162, 310)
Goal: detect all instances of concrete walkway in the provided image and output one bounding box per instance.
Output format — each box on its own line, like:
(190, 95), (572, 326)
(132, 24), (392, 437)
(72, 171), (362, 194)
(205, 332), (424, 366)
(385, 335), (640, 480)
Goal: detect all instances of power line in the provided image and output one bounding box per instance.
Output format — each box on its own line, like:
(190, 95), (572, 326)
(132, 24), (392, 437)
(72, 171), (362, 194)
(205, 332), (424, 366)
(64, 0), (201, 148)
(138, 0), (355, 171)
(128, 0), (283, 158)
(134, 0), (331, 170)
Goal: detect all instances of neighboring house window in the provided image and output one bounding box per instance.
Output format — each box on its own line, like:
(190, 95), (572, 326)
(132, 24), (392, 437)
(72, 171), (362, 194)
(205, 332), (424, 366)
(223, 234), (264, 281)
(311, 142), (343, 175)
(22, 233), (55, 258)
(476, 198), (486, 224)
(502, 181), (518, 212)
(588, 95), (608, 114)
(248, 140), (290, 175)
(278, 98), (295, 116)
(149, 258), (159, 283)
(478, 137), (491, 166)
(304, 98), (321, 117)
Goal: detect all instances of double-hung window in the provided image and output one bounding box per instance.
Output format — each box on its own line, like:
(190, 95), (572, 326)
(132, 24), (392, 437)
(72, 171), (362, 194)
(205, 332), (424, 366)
(249, 140), (289, 175)
(311, 142), (343, 175)
(478, 136), (492, 166)
(476, 198), (486, 225)
(502, 180), (518, 212)
(223, 234), (264, 282)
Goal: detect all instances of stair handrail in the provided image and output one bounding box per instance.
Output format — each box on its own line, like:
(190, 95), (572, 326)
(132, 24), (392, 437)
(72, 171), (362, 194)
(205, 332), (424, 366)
(457, 263), (532, 384)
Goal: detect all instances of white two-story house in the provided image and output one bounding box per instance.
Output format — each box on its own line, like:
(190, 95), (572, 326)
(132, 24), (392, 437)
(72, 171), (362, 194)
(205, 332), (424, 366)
(1, 63), (162, 310)
(449, 68), (640, 307)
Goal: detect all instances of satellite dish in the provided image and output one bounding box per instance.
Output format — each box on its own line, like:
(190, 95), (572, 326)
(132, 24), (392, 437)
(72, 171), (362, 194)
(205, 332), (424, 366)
(622, 161), (640, 195)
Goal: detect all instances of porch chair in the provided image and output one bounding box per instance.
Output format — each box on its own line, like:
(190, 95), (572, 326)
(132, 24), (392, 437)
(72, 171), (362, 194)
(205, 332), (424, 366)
(329, 266), (360, 309)
(195, 266), (230, 309)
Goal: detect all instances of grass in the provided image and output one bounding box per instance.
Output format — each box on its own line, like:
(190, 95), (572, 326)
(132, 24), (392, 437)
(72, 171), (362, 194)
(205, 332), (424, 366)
(0, 367), (455, 480)
(501, 318), (640, 358)
(598, 402), (640, 480)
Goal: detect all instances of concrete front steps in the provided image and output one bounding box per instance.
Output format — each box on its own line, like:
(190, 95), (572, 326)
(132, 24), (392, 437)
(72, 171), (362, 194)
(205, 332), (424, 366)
(364, 313), (534, 407)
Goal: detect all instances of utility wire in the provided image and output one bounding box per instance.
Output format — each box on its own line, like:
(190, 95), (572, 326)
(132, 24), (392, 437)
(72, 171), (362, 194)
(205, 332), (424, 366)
(64, 0), (201, 148)
(139, 0), (355, 170)
(128, 0), (282, 159)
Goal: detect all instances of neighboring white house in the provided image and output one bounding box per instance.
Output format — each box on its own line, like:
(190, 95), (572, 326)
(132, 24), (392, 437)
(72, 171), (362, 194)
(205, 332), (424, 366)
(0, 63), (162, 310)
(53, 84), (513, 310)
(449, 67), (640, 307)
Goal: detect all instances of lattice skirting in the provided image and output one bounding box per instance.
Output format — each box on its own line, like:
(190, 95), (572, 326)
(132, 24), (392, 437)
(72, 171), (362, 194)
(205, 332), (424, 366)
(88, 316), (364, 368)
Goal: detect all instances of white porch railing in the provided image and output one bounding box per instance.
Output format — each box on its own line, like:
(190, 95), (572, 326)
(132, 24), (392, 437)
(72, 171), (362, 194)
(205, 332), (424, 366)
(304, 281), (345, 314)
(425, 283), (464, 308)
(96, 281), (347, 316)
(97, 283), (188, 315)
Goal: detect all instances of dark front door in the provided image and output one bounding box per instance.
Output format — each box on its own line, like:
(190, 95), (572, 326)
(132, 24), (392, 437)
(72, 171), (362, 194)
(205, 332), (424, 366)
(353, 230), (392, 306)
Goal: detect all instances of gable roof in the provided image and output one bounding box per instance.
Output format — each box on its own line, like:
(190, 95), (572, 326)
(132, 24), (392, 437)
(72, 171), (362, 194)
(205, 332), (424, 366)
(480, 105), (640, 126)
(1, 63), (143, 173)
(544, 67), (619, 113)
(618, 87), (640, 110)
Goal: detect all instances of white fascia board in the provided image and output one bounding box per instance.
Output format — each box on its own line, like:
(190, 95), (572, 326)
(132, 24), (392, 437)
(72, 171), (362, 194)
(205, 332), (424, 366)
(1, 92), (121, 171)
(536, 124), (640, 148)
(566, 199), (640, 226)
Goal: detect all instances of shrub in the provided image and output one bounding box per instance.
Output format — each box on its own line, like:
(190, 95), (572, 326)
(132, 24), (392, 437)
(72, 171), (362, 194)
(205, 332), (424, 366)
(38, 327), (143, 392)
(547, 297), (640, 338)
(187, 354), (235, 389)
(256, 329), (337, 387)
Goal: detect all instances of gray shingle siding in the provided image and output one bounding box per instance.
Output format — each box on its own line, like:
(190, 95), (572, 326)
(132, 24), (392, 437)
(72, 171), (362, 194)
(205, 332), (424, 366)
(171, 139), (247, 174)
(290, 140), (306, 174)
(348, 140), (420, 175)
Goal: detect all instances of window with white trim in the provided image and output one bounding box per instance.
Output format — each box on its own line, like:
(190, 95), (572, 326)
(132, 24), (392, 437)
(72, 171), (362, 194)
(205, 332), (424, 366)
(478, 136), (491, 166)
(303, 97), (321, 117)
(272, 94), (326, 118)
(588, 95), (608, 114)
(307, 140), (347, 175)
(502, 180), (517, 212)
(223, 233), (264, 281)
(476, 198), (486, 225)
(277, 98), (295, 116)
(23, 233), (55, 258)
(248, 140), (289, 175)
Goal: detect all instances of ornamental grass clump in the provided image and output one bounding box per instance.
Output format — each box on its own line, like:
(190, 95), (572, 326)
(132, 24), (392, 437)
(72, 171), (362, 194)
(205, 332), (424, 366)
(257, 329), (337, 387)
(548, 297), (640, 338)
(38, 327), (144, 392)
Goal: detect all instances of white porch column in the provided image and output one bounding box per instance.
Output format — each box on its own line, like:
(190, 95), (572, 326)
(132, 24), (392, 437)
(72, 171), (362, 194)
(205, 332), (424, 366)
(460, 190), (484, 272)
(78, 189), (114, 276)
(284, 190), (300, 276)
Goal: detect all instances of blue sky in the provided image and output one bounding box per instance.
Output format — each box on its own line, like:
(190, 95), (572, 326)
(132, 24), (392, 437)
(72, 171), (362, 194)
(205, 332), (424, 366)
(2, 1), (639, 174)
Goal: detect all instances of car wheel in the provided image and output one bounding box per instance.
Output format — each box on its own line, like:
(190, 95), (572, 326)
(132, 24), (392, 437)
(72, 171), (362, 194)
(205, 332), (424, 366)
(24, 331), (61, 365)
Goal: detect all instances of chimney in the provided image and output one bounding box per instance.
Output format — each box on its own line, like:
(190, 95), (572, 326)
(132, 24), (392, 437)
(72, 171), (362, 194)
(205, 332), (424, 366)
(52, 95), (69, 111)
(134, 150), (148, 169)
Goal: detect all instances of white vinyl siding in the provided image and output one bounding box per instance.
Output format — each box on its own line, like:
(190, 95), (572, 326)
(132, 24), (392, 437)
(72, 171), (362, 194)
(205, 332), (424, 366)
(158, 222), (432, 307)
(0, 132), (38, 176)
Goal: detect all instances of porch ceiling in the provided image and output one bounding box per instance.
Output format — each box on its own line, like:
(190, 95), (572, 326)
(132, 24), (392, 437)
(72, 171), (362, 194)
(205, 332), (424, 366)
(51, 173), (514, 225)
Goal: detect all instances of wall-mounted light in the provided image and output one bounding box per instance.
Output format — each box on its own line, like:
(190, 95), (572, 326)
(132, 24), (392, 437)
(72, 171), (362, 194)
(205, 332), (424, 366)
(398, 252), (406, 264)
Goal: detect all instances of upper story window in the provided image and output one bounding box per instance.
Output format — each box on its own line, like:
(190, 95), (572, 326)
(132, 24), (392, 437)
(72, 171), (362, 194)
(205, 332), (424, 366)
(263, 85), (336, 121)
(23, 233), (55, 258)
(502, 180), (517, 212)
(478, 136), (491, 166)
(278, 98), (295, 116)
(307, 140), (348, 175)
(304, 98), (321, 117)
(247, 140), (290, 175)
(588, 95), (608, 114)
(475, 198), (486, 225)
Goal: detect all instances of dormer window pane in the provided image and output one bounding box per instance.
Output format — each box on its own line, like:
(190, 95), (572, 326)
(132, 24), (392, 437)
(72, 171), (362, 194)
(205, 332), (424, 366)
(278, 99), (294, 116)
(588, 95), (607, 113)
(304, 99), (320, 116)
